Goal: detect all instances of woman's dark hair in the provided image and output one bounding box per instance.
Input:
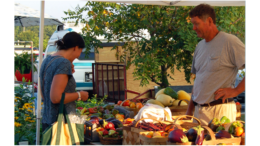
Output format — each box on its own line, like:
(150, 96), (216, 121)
(189, 4), (216, 24)
(55, 32), (85, 50)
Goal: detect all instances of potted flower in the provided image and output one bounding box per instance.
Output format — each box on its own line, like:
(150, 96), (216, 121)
(14, 52), (37, 82)
(14, 82), (38, 145)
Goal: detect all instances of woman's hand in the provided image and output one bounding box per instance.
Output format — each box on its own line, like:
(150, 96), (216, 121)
(79, 91), (89, 101)
(71, 63), (75, 73)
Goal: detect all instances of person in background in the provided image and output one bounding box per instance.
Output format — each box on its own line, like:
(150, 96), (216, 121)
(40, 32), (89, 131)
(185, 4), (245, 125)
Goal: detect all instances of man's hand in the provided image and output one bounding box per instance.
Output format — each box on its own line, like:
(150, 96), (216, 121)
(71, 63), (75, 73)
(214, 87), (239, 103)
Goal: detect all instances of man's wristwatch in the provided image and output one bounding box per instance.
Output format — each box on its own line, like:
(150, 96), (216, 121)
(77, 92), (81, 101)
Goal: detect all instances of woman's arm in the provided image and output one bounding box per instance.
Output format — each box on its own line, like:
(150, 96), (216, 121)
(50, 74), (78, 104)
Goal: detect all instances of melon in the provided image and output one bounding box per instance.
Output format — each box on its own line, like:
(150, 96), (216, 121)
(146, 99), (165, 108)
(156, 94), (174, 107)
(155, 88), (165, 99)
(172, 99), (188, 106)
(177, 90), (191, 104)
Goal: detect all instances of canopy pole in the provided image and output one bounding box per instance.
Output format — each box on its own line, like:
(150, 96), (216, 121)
(36, 0), (45, 145)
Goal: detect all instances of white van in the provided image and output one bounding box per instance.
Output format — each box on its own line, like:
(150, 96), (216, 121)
(44, 27), (94, 91)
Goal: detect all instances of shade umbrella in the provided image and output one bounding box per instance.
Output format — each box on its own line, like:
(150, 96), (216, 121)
(90, 0), (245, 6)
(15, 2), (63, 145)
(15, 3), (63, 27)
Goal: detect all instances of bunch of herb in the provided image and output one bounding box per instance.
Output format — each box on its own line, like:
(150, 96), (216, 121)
(75, 94), (108, 108)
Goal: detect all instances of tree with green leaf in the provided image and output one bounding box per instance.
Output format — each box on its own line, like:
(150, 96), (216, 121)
(64, 2), (245, 88)
(15, 25), (57, 51)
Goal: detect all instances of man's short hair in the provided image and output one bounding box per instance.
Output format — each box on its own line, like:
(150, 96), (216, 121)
(189, 4), (216, 24)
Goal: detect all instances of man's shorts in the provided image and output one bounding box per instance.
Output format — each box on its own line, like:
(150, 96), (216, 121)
(193, 101), (237, 126)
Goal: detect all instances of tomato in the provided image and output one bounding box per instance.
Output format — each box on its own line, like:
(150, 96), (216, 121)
(117, 100), (123, 105)
(236, 102), (241, 105)
(234, 127), (244, 136)
(123, 101), (130, 106)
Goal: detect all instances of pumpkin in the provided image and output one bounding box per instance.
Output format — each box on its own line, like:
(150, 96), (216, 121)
(155, 88), (165, 99)
(177, 90), (191, 104)
(146, 99), (165, 108)
(156, 94), (174, 107)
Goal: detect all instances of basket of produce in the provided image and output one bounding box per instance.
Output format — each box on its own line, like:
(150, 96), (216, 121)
(97, 127), (123, 145)
(151, 87), (191, 116)
(76, 95), (133, 142)
(117, 99), (144, 116)
(224, 120), (245, 145)
(122, 117), (172, 145)
(166, 125), (241, 145)
(139, 124), (183, 145)
(173, 115), (201, 130)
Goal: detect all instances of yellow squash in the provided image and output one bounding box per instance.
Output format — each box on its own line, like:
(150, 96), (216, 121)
(156, 94), (174, 107)
(177, 90), (191, 104)
(172, 99), (188, 106)
(146, 99), (165, 108)
(155, 88), (165, 99)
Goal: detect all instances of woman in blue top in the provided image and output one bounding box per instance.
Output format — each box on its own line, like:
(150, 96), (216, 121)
(40, 32), (89, 131)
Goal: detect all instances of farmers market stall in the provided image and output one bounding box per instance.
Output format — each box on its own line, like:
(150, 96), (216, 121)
(74, 87), (245, 145)
(35, 1), (245, 144)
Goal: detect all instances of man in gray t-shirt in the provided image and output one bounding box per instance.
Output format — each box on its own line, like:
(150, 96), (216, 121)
(186, 4), (245, 125)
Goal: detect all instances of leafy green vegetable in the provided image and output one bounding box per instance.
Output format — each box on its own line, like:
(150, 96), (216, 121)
(75, 94), (108, 108)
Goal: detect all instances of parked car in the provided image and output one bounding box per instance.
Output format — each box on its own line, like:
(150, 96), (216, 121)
(234, 69), (245, 103)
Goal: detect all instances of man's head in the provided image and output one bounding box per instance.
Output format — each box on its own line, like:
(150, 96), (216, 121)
(189, 4), (217, 39)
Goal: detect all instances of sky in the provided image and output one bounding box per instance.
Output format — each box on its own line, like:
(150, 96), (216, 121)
(15, 0), (88, 22)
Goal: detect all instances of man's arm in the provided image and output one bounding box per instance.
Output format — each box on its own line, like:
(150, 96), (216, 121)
(214, 77), (245, 103)
(186, 87), (195, 115)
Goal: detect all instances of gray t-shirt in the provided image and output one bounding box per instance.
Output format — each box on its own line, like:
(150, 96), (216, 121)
(191, 31), (245, 104)
(40, 55), (76, 125)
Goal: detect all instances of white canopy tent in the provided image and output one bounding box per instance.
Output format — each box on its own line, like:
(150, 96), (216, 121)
(89, 0), (245, 6)
(36, 0), (245, 144)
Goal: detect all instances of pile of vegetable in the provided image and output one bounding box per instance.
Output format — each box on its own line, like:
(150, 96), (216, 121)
(117, 100), (143, 110)
(96, 120), (123, 139)
(147, 87), (191, 108)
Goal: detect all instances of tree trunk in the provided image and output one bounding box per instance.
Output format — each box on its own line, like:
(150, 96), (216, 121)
(160, 65), (169, 88)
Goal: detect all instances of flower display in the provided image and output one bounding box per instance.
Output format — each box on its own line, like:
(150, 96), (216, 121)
(14, 82), (37, 145)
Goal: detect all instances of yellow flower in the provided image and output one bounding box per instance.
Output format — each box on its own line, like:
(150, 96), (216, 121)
(25, 114), (29, 116)
(41, 102), (43, 105)
(23, 103), (30, 109)
(15, 111), (18, 113)
(15, 117), (19, 120)
(25, 117), (32, 121)
(29, 106), (33, 108)
(15, 99), (18, 102)
(15, 97), (22, 100)
(15, 122), (22, 127)
(19, 108), (24, 110)
(27, 109), (33, 113)
(29, 120), (35, 123)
